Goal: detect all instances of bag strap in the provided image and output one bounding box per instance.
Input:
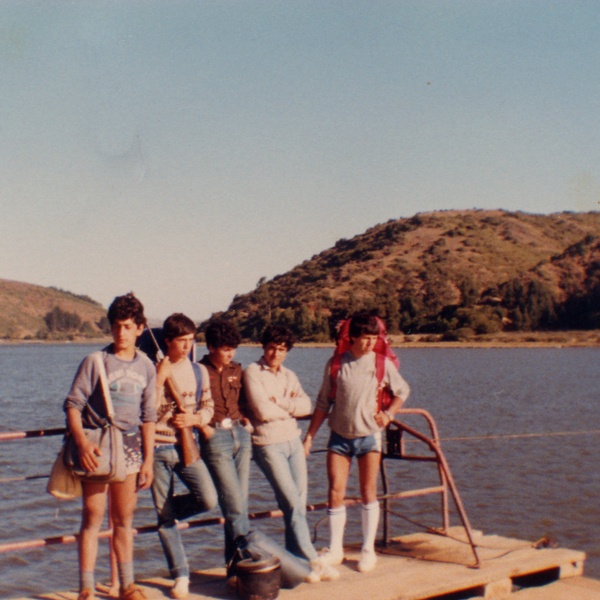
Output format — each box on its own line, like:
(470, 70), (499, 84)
(329, 316), (399, 401)
(92, 351), (116, 421)
(329, 354), (342, 401)
(192, 362), (203, 406)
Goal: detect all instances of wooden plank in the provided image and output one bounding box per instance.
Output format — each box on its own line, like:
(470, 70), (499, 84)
(483, 578), (512, 599)
(506, 576), (600, 600)
(24, 531), (590, 600)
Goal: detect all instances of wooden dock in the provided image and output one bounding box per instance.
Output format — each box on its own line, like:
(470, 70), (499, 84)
(30, 528), (599, 600)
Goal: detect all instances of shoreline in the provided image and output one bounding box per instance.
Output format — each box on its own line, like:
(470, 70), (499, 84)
(1, 330), (599, 348)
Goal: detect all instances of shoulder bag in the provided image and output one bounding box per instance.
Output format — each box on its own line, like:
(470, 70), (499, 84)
(64, 352), (127, 483)
(47, 445), (82, 499)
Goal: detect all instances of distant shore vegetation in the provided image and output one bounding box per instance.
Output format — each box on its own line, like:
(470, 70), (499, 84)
(34, 306), (110, 341)
(3, 210), (600, 344)
(0, 280), (109, 341)
(198, 210), (600, 344)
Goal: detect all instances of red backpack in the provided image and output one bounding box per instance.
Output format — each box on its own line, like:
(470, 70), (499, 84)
(329, 317), (399, 412)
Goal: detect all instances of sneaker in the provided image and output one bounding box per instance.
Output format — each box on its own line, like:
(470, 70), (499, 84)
(170, 576), (189, 599)
(119, 583), (148, 600)
(305, 569), (321, 584)
(357, 549), (377, 573)
(306, 559), (341, 583)
(77, 590), (95, 600)
(318, 548), (344, 566)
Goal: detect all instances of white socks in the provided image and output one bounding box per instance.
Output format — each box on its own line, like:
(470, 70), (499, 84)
(325, 502), (379, 571)
(361, 501), (380, 553)
(327, 505), (346, 559)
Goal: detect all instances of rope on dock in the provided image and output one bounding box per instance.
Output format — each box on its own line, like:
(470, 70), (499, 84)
(381, 507), (555, 560)
(436, 429), (600, 443)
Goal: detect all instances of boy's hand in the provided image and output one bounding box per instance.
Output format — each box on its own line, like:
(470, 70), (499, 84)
(374, 411), (392, 429)
(77, 437), (101, 472)
(171, 411), (196, 429)
(302, 434), (313, 457)
(137, 460), (154, 490)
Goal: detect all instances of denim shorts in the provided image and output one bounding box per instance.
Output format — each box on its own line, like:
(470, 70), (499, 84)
(327, 430), (382, 457)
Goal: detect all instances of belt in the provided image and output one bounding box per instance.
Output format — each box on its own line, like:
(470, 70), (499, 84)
(213, 418), (244, 429)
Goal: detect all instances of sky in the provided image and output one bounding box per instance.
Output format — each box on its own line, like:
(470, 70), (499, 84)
(1, 1), (599, 322)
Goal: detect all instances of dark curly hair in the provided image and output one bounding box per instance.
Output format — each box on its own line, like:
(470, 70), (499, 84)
(107, 293), (146, 326)
(205, 319), (241, 349)
(261, 324), (295, 350)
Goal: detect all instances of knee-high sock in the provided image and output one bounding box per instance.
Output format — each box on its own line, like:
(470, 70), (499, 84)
(361, 501), (380, 552)
(328, 505), (346, 554)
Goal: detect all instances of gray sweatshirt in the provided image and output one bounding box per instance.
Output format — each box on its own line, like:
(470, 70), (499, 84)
(315, 351), (410, 439)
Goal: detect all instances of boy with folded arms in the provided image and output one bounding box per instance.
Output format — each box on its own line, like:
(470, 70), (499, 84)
(244, 325), (339, 583)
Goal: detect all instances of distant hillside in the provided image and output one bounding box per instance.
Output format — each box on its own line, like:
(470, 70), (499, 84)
(487, 233), (600, 333)
(0, 279), (109, 340)
(201, 210), (600, 341)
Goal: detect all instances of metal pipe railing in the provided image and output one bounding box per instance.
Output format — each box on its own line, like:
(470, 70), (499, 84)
(1, 412), (481, 574)
(380, 408), (480, 568)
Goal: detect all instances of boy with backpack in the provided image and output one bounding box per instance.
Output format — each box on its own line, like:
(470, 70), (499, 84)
(302, 313), (410, 573)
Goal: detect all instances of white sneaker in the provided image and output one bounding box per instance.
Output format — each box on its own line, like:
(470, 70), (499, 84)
(357, 549), (377, 573)
(318, 548), (344, 566)
(305, 569), (321, 584)
(318, 563), (340, 581)
(306, 559), (340, 583)
(170, 577), (189, 599)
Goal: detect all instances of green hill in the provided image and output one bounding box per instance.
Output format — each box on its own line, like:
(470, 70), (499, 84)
(201, 209), (600, 341)
(0, 279), (108, 340)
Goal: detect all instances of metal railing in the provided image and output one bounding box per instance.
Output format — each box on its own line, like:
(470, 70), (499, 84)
(381, 408), (480, 567)
(0, 409), (480, 583)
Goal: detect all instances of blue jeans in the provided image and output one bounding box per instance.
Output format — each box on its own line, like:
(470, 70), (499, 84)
(152, 445), (218, 578)
(253, 437), (317, 562)
(200, 424), (251, 563)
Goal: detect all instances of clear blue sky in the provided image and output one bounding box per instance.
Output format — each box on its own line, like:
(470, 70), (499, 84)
(1, 1), (599, 321)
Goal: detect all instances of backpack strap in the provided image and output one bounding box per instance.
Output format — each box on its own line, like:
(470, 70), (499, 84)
(329, 316), (399, 406)
(92, 351), (116, 423)
(375, 352), (386, 388)
(329, 354), (343, 401)
(192, 362), (204, 408)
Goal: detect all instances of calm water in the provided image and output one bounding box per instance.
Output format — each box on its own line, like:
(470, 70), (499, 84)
(0, 344), (599, 598)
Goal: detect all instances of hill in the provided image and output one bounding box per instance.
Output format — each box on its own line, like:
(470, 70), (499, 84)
(0, 279), (109, 340)
(202, 210), (600, 341)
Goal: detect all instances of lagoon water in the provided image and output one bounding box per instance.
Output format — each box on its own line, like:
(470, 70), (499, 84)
(0, 343), (599, 598)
